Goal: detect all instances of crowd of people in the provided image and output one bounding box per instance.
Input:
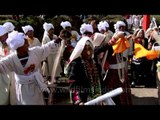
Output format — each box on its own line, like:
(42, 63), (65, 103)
(0, 15), (160, 105)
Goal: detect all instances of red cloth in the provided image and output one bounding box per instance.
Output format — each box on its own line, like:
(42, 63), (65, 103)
(142, 15), (150, 31)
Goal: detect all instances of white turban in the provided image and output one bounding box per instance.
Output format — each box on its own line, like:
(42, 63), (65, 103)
(80, 23), (93, 34)
(97, 21), (109, 32)
(93, 32), (106, 47)
(98, 21), (106, 32)
(60, 21), (72, 29)
(114, 21), (126, 31)
(22, 25), (34, 34)
(103, 21), (109, 28)
(0, 25), (8, 36)
(3, 22), (15, 33)
(43, 22), (54, 32)
(6, 31), (26, 50)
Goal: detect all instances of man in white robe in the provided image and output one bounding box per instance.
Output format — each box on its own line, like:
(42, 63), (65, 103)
(0, 31), (61, 105)
(3, 22), (17, 105)
(22, 25), (41, 48)
(0, 25), (14, 105)
(41, 22), (58, 80)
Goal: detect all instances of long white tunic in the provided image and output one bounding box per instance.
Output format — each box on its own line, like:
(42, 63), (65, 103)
(0, 41), (59, 105)
(41, 34), (62, 78)
(0, 42), (16, 105)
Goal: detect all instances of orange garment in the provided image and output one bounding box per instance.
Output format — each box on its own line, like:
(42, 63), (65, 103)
(134, 43), (158, 60)
(112, 38), (130, 55)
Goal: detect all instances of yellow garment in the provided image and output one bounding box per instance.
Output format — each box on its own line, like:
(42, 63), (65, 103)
(27, 38), (33, 44)
(112, 38), (130, 55)
(134, 43), (158, 60)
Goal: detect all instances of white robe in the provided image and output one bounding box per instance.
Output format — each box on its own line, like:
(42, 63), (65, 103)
(28, 37), (41, 48)
(0, 42), (16, 105)
(0, 41), (59, 105)
(41, 34), (62, 78)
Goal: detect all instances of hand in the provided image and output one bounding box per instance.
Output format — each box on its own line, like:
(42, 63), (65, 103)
(79, 102), (84, 105)
(54, 38), (62, 44)
(114, 31), (125, 40)
(125, 34), (132, 40)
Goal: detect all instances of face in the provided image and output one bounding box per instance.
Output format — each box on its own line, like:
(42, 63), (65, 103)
(48, 28), (54, 36)
(119, 26), (125, 32)
(81, 41), (93, 60)
(65, 26), (71, 31)
(26, 30), (34, 38)
(0, 33), (8, 44)
(17, 39), (29, 56)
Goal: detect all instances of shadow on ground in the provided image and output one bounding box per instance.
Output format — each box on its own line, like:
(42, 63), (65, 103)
(131, 94), (159, 105)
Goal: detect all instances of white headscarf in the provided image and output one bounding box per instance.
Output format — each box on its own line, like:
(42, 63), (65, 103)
(60, 21), (72, 29)
(0, 25), (8, 36)
(64, 36), (93, 74)
(22, 25), (34, 34)
(80, 23), (93, 34)
(43, 22), (54, 32)
(92, 32), (106, 47)
(6, 31), (26, 50)
(68, 36), (93, 64)
(3, 22), (15, 33)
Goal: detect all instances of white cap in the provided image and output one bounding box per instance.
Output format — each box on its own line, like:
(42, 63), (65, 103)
(6, 31), (26, 50)
(22, 25), (34, 34)
(114, 21), (126, 31)
(43, 22), (54, 32)
(3, 22), (15, 33)
(60, 21), (72, 29)
(0, 25), (8, 36)
(80, 23), (93, 34)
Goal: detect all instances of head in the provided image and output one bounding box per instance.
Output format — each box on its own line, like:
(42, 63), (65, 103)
(43, 22), (54, 36)
(0, 25), (8, 44)
(59, 29), (72, 41)
(68, 36), (93, 65)
(22, 25), (34, 39)
(3, 22), (15, 33)
(60, 21), (72, 31)
(80, 23), (93, 37)
(114, 21), (126, 32)
(6, 31), (29, 56)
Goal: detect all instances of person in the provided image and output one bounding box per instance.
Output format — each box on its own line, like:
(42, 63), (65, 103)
(65, 36), (102, 105)
(41, 22), (58, 81)
(60, 21), (80, 48)
(22, 25), (41, 48)
(131, 29), (150, 87)
(94, 31), (132, 105)
(65, 35), (117, 105)
(0, 25), (11, 105)
(97, 20), (114, 42)
(0, 30), (61, 105)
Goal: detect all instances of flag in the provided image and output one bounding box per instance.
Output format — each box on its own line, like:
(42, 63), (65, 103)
(142, 15), (150, 31)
